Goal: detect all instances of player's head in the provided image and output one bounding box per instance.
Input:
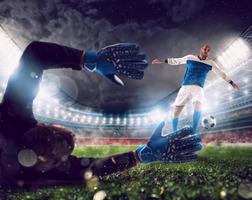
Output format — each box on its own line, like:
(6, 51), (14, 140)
(21, 123), (75, 172)
(200, 44), (211, 59)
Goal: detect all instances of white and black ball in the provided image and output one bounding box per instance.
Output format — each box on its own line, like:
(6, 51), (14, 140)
(201, 115), (216, 129)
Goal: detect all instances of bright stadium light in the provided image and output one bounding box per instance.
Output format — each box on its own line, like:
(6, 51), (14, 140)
(244, 90), (249, 95)
(123, 118), (127, 125)
(46, 110), (50, 115)
(143, 117), (148, 124)
(95, 117), (99, 124)
(136, 117), (141, 126)
(217, 38), (250, 68)
(80, 116), (86, 123)
(109, 117), (113, 124)
(102, 117), (106, 124)
(0, 27), (22, 79)
(150, 108), (165, 122)
(243, 77), (249, 84)
(129, 117), (134, 125)
(116, 117), (120, 124)
(87, 116), (92, 123)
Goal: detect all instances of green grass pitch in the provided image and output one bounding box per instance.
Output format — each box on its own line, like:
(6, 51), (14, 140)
(4, 145), (252, 200)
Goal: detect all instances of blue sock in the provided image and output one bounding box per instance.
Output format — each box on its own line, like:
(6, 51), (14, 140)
(192, 111), (201, 133)
(172, 118), (179, 132)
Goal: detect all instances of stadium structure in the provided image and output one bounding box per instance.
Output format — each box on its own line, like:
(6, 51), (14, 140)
(0, 25), (251, 146)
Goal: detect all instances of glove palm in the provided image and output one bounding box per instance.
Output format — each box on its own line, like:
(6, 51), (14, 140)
(84, 43), (148, 86)
(136, 122), (202, 163)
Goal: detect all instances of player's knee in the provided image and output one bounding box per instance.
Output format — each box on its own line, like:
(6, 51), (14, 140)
(173, 106), (184, 117)
(193, 101), (202, 111)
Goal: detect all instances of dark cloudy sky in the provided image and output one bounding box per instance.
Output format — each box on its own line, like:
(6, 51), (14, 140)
(0, 0), (252, 113)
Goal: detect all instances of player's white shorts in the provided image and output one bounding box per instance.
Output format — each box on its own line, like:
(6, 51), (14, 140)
(173, 85), (204, 106)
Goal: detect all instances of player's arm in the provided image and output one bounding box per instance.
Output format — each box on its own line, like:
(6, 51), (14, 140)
(2, 41), (84, 108)
(29, 151), (139, 181)
(152, 55), (190, 65)
(211, 61), (240, 90)
(35, 122), (202, 182)
(2, 41), (147, 120)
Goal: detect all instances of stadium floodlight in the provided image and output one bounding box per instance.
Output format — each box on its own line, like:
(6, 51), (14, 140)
(87, 116), (92, 123)
(102, 117), (106, 124)
(243, 77), (249, 84)
(109, 117), (113, 124)
(150, 108), (165, 122)
(136, 117), (141, 126)
(143, 117), (148, 124)
(228, 96), (233, 101)
(217, 38), (250, 69)
(0, 27), (22, 78)
(129, 117), (134, 125)
(80, 116), (86, 123)
(116, 117), (120, 124)
(123, 118), (127, 125)
(244, 90), (249, 95)
(95, 117), (99, 124)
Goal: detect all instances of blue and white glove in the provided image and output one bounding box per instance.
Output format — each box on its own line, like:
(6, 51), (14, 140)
(84, 43), (148, 86)
(136, 122), (202, 163)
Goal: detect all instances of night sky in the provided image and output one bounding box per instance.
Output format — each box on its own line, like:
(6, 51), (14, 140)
(0, 0), (252, 112)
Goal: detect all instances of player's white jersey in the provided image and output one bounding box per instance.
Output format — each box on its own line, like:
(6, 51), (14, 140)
(167, 55), (231, 83)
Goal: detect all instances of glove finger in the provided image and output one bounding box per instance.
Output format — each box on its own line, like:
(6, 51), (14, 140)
(118, 69), (144, 80)
(149, 121), (165, 141)
(119, 53), (146, 61)
(102, 43), (139, 51)
(175, 134), (201, 147)
(102, 74), (124, 86)
(118, 60), (148, 70)
(168, 126), (193, 140)
(175, 143), (203, 154)
(107, 43), (140, 58)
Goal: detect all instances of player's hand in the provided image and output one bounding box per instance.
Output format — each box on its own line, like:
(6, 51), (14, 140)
(136, 122), (202, 163)
(84, 43), (148, 86)
(231, 82), (240, 90)
(152, 59), (164, 64)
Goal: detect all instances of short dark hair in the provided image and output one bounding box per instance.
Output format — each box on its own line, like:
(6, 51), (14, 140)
(21, 123), (75, 160)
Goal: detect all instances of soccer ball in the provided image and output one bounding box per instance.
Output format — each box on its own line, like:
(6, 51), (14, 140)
(201, 115), (216, 129)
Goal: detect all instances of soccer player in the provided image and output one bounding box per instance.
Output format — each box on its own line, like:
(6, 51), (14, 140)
(0, 41), (202, 187)
(152, 44), (239, 133)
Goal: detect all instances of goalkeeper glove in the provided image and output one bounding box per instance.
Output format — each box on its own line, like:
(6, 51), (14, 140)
(136, 122), (202, 163)
(84, 43), (148, 86)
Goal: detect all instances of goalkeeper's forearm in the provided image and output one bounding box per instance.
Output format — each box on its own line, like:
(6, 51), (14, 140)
(2, 41), (85, 110)
(36, 151), (140, 181)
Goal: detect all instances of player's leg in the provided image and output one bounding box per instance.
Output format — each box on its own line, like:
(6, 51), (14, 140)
(171, 86), (190, 131)
(192, 86), (204, 133)
(172, 105), (184, 131)
(192, 101), (202, 133)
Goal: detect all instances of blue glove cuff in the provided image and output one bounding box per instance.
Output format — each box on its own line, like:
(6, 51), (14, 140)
(136, 145), (155, 163)
(84, 51), (97, 71)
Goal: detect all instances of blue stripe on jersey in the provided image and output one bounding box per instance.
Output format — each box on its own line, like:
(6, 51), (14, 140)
(182, 60), (212, 88)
